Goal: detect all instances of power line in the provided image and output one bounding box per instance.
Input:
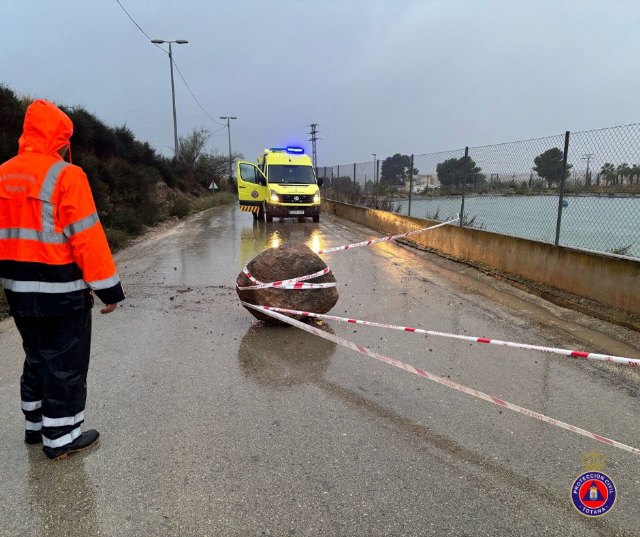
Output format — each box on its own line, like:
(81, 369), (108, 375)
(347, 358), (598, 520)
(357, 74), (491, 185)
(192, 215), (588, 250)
(113, 0), (224, 127)
(211, 125), (228, 135)
(114, 0), (161, 50)
(170, 59), (225, 126)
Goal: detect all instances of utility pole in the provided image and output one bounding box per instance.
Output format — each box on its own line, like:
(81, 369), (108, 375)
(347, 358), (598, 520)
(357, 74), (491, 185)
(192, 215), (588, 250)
(150, 39), (188, 157)
(220, 116), (237, 181)
(582, 153), (594, 186)
(308, 123), (319, 169)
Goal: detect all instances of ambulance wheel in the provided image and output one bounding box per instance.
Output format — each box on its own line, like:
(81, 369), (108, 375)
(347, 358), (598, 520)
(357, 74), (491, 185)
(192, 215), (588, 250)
(252, 210), (260, 221)
(312, 215), (320, 223)
(266, 213), (273, 223)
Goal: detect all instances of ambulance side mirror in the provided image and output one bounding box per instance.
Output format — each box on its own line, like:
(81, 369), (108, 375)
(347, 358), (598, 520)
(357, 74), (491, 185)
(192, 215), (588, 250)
(317, 177), (324, 187)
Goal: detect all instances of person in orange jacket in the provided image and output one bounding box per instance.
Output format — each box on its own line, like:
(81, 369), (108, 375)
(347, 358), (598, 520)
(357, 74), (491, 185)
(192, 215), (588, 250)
(0, 100), (125, 460)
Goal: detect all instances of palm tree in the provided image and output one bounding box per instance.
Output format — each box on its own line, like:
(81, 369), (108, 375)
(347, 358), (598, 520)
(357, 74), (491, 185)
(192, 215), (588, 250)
(616, 163), (631, 186)
(600, 163), (616, 186)
(630, 164), (640, 185)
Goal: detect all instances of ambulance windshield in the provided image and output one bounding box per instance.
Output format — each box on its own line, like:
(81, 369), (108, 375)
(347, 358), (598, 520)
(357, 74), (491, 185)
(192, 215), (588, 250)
(268, 165), (316, 184)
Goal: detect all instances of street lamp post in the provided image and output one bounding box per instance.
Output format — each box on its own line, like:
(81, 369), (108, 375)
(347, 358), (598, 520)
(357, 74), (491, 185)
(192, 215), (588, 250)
(372, 153), (377, 190)
(220, 116), (237, 181)
(151, 38), (188, 157)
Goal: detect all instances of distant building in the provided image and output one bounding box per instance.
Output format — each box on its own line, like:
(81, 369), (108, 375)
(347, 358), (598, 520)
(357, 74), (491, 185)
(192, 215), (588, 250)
(403, 174), (440, 193)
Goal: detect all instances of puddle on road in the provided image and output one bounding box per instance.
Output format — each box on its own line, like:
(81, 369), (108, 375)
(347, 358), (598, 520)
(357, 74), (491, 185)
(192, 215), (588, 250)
(239, 222), (326, 252)
(238, 322), (336, 388)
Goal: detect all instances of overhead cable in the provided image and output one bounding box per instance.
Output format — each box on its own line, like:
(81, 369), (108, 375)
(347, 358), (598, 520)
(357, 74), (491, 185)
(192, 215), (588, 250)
(113, 0), (224, 127)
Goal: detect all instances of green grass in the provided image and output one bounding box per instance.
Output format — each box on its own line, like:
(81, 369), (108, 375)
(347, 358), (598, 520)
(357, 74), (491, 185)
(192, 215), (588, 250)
(190, 192), (236, 212)
(170, 192), (236, 220)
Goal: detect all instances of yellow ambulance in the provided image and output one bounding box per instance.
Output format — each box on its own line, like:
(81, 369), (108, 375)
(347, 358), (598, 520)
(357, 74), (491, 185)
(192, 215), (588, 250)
(236, 147), (323, 222)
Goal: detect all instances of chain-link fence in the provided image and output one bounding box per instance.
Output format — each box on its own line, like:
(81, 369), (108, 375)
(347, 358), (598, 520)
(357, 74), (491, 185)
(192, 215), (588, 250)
(318, 124), (640, 258)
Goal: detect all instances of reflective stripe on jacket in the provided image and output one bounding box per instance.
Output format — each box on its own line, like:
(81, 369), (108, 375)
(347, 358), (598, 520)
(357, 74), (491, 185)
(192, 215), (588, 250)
(0, 100), (125, 316)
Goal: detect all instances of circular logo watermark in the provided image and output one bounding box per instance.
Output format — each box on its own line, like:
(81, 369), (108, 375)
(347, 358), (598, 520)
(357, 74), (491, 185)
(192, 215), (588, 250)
(571, 472), (616, 517)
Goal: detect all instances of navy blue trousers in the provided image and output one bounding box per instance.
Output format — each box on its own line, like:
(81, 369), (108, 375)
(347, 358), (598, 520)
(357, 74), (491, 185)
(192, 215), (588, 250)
(15, 309), (92, 452)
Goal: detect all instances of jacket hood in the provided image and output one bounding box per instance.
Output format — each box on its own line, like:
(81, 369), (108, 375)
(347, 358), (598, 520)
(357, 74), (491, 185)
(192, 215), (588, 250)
(18, 100), (73, 157)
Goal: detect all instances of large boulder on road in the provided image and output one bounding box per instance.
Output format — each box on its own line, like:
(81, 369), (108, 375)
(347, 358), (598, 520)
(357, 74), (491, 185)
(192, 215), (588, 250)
(236, 242), (339, 324)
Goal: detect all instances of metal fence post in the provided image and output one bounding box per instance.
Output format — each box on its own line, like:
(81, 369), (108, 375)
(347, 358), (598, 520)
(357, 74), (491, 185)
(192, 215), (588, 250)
(555, 131), (570, 246)
(323, 166), (327, 196)
(408, 154), (414, 217)
(330, 166), (334, 198)
(337, 164), (340, 200)
(353, 162), (357, 204)
(375, 159), (380, 207)
(459, 147), (468, 226)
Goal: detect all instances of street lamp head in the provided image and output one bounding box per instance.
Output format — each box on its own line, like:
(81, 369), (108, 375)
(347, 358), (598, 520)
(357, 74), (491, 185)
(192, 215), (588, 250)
(151, 39), (188, 44)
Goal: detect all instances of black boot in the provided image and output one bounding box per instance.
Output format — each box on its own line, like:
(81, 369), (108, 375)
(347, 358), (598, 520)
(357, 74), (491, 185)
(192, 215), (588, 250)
(25, 431), (42, 445)
(44, 430), (100, 461)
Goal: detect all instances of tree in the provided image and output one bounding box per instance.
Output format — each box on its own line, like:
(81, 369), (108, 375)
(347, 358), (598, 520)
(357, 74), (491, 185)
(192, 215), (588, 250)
(176, 127), (242, 189)
(380, 154), (417, 186)
(436, 156), (485, 188)
(600, 163), (616, 186)
(196, 151), (242, 190)
(616, 163), (631, 185)
(532, 148), (572, 188)
(0, 85), (27, 161)
(330, 175), (356, 193)
(177, 127), (211, 169)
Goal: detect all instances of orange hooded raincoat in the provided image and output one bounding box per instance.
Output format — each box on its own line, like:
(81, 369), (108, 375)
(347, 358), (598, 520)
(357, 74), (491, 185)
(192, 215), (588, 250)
(0, 100), (125, 316)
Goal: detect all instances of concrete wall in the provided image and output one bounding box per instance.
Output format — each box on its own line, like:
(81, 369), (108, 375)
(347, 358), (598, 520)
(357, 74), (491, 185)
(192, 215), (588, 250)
(323, 200), (640, 316)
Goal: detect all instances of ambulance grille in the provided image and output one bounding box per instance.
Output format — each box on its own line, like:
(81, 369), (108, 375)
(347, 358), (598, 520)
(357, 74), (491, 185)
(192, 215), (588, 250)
(281, 194), (314, 203)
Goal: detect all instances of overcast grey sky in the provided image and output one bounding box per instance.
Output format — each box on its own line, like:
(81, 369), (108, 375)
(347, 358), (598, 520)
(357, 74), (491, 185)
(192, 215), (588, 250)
(2, 1), (639, 165)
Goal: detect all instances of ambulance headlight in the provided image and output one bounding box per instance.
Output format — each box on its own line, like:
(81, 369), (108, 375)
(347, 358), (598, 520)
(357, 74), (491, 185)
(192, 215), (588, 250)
(270, 189), (280, 202)
(313, 193), (321, 203)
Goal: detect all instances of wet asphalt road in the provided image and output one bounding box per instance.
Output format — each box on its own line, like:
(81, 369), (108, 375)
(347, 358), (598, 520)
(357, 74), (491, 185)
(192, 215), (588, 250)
(1, 204), (640, 537)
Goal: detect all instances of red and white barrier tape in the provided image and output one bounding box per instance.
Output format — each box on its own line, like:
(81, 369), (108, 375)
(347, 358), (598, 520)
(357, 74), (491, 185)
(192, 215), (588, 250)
(258, 306), (640, 368)
(315, 217), (459, 254)
(238, 266), (337, 291)
(242, 302), (640, 456)
(238, 217), (458, 291)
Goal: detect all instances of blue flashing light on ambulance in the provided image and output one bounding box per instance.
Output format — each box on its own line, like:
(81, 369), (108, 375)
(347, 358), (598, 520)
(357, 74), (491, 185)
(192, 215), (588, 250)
(236, 147), (323, 223)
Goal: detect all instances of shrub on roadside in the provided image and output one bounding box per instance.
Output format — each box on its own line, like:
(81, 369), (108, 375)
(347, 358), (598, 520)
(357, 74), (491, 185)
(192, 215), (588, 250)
(169, 197), (191, 219)
(106, 206), (145, 235)
(105, 228), (132, 251)
(0, 287), (7, 319)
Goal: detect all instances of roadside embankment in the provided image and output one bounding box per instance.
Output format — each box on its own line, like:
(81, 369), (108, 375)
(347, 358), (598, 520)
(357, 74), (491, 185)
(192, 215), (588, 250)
(323, 199), (640, 329)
